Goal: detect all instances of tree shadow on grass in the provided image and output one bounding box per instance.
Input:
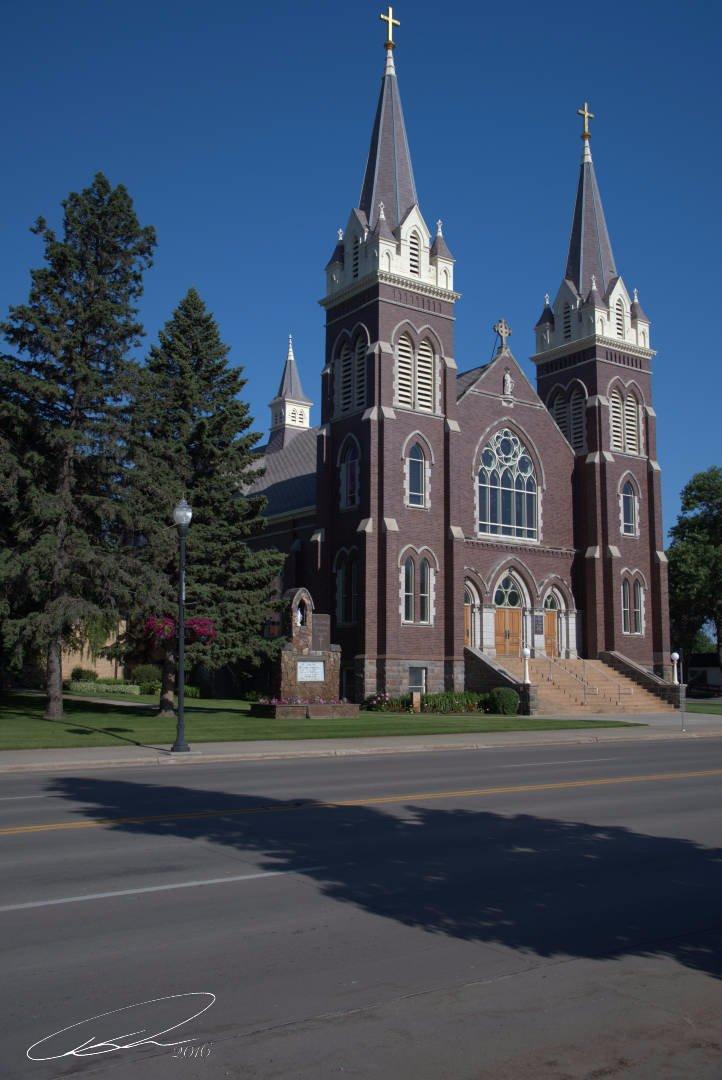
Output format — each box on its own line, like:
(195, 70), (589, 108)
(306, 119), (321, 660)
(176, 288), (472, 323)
(48, 775), (722, 980)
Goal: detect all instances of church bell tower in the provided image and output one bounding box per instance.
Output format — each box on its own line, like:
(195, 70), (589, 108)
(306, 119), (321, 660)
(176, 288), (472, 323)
(532, 104), (670, 674)
(316, 7), (462, 698)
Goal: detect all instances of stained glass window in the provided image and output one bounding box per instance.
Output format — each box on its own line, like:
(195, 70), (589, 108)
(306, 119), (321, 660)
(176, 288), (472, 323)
(478, 429), (537, 540)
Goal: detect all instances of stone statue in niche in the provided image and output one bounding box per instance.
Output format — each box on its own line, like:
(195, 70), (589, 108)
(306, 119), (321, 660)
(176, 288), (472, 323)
(503, 369), (515, 397)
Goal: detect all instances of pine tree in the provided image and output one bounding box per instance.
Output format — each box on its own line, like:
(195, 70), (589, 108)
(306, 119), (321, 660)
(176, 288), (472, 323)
(128, 288), (284, 712)
(0, 174), (156, 717)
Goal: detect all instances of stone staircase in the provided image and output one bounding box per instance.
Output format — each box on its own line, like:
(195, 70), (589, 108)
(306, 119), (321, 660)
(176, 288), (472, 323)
(498, 656), (676, 715)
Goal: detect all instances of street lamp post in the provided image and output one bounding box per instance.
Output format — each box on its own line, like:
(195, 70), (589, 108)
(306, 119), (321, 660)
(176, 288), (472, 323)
(172, 498), (193, 753)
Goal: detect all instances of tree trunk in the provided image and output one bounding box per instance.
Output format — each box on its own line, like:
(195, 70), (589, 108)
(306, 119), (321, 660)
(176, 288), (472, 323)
(44, 637), (64, 720)
(159, 651), (176, 717)
(716, 618), (722, 669)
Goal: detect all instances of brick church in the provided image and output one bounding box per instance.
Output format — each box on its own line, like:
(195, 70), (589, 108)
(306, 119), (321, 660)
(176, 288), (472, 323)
(249, 15), (671, 704)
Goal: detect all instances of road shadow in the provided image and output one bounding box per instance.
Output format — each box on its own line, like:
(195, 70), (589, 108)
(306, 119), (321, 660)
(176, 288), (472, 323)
(49, 775), (722, 979)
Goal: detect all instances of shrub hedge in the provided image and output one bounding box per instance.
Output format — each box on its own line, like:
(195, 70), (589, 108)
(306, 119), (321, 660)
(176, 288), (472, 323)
(68, 680), (141, 697)
(132, 664), (163, 685)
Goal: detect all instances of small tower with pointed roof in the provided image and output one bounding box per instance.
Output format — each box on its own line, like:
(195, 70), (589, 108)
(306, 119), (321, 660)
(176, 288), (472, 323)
(267, 335), (312, 453)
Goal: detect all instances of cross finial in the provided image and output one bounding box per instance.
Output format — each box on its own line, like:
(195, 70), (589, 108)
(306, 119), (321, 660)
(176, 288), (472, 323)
(493, 318), (511, 349)
(380, 5), (400, 49)
(436, 219), (443, 236)
(337, 228), (344, 241)
(577, 101), (594, 139)
(379, 201), (386, 219)
(544, 293), (550, 306)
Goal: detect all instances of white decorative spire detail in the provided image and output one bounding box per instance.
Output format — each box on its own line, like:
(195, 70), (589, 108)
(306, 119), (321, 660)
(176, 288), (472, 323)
(379, 201), (386, 220)
(591, 274), (597, 290)
(337, 228), (344, 241)
(544, 292), (550, 306)
(633, 287), (639, 302)
(436, 219), (444, 236)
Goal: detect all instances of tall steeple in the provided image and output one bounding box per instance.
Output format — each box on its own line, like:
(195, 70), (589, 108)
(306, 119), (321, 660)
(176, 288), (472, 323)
(564, 102), (617, 299)
(267, 335), (312, 452)
(358, 42), (418, 232)
(323, 9), (455, 299)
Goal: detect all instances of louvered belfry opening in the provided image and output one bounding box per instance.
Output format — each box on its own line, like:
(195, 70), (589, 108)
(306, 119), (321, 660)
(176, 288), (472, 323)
(395, 335), (435, 413)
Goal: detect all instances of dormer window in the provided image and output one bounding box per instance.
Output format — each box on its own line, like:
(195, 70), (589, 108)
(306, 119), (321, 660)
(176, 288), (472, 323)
(409, 231), (421, 276)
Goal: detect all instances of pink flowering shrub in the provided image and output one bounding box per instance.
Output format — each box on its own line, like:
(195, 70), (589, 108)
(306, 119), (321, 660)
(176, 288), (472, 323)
(144, 615), (217, 645)
(145, 615), (176, 642)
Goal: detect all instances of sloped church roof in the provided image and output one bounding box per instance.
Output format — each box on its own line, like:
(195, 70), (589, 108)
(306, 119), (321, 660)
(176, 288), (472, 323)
(564, 139), (617, 298)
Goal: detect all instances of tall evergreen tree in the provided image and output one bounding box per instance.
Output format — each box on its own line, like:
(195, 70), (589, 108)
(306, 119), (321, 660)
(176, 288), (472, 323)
(128, 288), (284, 712)
(0, 173), (156, 717)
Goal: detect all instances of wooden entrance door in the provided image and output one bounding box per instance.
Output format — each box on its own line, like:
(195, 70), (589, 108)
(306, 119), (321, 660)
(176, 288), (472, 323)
(495, 608), (522, 656)
(544, 611), (558, 657)
(464, 588), (474, 647)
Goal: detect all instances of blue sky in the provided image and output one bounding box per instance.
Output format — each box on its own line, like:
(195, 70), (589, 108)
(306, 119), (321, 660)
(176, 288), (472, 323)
(2, 0), (720, 533)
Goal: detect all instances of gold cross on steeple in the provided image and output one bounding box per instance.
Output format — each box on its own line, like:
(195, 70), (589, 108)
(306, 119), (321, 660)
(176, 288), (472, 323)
(577, 101), (594, 139)
(380, 5), (400, 49)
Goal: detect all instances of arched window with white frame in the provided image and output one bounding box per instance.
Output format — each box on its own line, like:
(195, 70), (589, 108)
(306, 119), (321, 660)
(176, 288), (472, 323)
(621, 479), (637, 535)
(633, 580), (643, 634)
(403, 557), (414, 622)
(339, 438), (360, 509)
(419, 559), (431, 624)
(621, 578), (631, 633)
(478, 429), (538, 540)
(406, 442), (428, 508)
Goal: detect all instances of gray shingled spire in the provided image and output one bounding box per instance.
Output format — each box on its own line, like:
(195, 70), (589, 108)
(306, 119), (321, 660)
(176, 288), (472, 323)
(358, 48), (418, 232)
(564, 132), (617, 298)
(276, 335), (311, 405)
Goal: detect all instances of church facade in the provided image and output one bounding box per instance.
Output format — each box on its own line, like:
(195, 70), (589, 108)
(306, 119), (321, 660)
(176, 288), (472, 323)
(250, 27), (671, 702)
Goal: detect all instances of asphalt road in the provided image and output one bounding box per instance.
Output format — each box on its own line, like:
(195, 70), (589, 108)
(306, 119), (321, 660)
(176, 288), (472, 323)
(3, 739), (722, 1079)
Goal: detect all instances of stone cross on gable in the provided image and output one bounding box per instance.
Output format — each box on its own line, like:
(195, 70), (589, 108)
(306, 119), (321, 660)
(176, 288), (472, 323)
(493, 318), (511, 349)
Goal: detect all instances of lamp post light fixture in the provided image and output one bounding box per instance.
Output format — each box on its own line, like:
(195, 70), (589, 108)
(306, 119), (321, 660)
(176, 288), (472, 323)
(172, 498), (193, 753)
(521, 646), (531, 686)
(671, 651), (680, 686)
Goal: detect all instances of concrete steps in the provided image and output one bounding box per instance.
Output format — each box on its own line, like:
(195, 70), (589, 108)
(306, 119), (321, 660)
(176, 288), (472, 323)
(497, 656), (675, 715)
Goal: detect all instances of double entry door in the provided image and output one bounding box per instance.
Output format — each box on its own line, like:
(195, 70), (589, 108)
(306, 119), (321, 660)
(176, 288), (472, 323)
(494, 608), (522, 656)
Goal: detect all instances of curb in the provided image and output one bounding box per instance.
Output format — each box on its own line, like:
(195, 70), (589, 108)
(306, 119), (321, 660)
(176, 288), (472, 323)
(1, 726), (721, 774)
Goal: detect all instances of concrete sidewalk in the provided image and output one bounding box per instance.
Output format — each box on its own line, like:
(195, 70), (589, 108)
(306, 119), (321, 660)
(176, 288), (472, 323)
(1, 711), (721, 774)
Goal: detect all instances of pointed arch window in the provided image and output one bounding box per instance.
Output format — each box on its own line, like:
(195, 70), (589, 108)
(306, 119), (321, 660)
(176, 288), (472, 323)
(406, 442), (428, 507)
(419, 559), (431, 623)
(353, 335), (367, 410)
(622, 579), (631, 634)
(478, 429), (538, 540)
(409, 231), (421, 276)
(569, 386), (586, 452)
(610, 388), (625, 451)
(403, 557), (415, 622)
(395, 335), (437, 413)
(624, 393), (640, 454)
(339, 439), (360, 509)
(622, 480), (637, 535)
(494, 574), (523, 608)
(633, 580), (643, 634)
(549, 390), (569, 440)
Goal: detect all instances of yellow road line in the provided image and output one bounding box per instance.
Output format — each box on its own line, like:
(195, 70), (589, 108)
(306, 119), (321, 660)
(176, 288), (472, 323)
(1, 767), (721, 838)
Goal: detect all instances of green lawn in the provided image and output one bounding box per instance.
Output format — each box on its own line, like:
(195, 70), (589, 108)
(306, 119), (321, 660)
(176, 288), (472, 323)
(0, 692), (637, 751)
(687, 701), (722, 715)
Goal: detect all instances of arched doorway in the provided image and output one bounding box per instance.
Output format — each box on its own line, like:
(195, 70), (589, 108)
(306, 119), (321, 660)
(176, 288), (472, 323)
(494, 574), (524, 656)
(543, 591), (561, 657)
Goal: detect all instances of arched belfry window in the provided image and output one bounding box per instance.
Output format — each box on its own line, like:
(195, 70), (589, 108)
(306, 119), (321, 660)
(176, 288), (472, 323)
(406, 442), (428, 507)
(569, 385), (586, 451)
(395, 335), (437, 413)
(563, 303), (572, 341)
(353, 335), (367, 410)
(478, 429), (538, 540)
(339, 439), (360, 509)
(335, 334), (366, 415)
(609, 385), (642, 455)
(409, 231), (421, 276)
(352, 235), (360, 279)
(549, 390), (568, 439)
